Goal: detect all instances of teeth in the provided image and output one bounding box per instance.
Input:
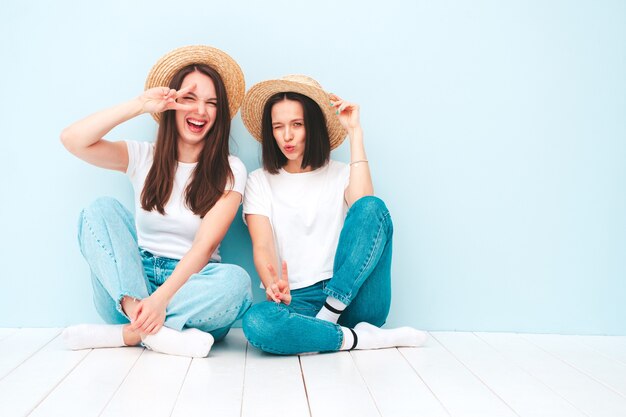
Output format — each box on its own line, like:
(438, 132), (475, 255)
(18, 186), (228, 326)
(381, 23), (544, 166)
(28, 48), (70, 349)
(188, 119), (206, 126)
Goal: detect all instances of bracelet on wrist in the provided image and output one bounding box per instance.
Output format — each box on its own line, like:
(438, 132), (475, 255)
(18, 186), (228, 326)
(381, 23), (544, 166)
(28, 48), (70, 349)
(350, 159), (368, 167)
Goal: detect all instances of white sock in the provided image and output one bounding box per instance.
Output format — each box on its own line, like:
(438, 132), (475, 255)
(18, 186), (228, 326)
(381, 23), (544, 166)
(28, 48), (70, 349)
(315, 296), (347, 324)
(62, 324), (126, 350)
(141, 327), (214, 358)
(340, 322), (428, 350)
(340, 326), (355, 350)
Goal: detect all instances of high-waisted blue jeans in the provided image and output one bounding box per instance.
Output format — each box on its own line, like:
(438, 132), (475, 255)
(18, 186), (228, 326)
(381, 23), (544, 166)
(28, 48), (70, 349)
(242, 196), (393, 354)
(78, 197), (253, 342)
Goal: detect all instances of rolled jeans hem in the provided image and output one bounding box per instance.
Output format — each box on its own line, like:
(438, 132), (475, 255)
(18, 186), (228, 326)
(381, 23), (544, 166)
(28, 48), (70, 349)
(115, 292), (144, 321)
(322, 286), (352, 306)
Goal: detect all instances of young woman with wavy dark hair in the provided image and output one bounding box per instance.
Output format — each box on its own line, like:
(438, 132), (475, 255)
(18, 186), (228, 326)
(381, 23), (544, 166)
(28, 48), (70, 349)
(60, 46), (252, 358)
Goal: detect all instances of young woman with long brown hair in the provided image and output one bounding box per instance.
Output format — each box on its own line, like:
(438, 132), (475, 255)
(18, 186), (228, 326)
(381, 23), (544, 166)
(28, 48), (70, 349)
(60, 46), (252, 358)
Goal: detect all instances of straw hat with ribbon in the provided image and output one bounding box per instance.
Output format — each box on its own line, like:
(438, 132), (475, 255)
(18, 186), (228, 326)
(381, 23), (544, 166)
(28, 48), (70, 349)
(241, 75), (347, 150)
(145, 45), (245, 123)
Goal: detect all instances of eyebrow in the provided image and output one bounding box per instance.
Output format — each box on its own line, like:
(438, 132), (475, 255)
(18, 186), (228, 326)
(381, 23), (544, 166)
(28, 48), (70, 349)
(272, 118), (304, 125)
(185, 92), (217, 101)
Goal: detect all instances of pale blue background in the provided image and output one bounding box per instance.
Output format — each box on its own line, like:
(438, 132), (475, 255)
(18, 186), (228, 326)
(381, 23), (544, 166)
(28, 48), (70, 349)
(0, 0), (624, 334)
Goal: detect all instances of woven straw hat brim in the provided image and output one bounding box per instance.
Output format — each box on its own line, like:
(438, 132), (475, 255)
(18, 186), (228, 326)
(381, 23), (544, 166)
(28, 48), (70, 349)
(145, 45), (245, 122)
(240, 78), (347, 150)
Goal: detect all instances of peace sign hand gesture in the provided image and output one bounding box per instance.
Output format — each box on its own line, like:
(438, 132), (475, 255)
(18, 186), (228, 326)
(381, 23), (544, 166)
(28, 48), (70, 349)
(139, 83), (197, 114)
(265, 261), (292, 305)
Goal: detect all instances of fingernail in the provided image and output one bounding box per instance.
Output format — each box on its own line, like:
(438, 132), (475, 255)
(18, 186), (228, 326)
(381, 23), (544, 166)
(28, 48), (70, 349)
(336, 110), (339, 115)
(330, 102), (334, 107)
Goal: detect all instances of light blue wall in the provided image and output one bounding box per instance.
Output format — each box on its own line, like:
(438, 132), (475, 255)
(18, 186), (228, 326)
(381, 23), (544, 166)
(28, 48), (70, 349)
(1, 0), (624, 334)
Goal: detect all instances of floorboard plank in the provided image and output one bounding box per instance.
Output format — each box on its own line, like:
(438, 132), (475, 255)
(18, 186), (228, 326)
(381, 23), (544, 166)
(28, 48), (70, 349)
(575, 335), (626, 366)
(0, 328), (18, 342)
(0, 335), (89, 417)
(434, 332), (586, 417)
(300, 351), (381, 417)
(401, 332), (517, 417)
(241, 345), (310, 417)
(171, 329), (248, 417)
(99, 350), (191, 417)
(0, 328), (621, 417)
(0, 328), (61, 380)
(522, 333), (626, 398)
(29, 347), (144, 417)
(351, 347), (449, 417)
(478, 332), (626, 417)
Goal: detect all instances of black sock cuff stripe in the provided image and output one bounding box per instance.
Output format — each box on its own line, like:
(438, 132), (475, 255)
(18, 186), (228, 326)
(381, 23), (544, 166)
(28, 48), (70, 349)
(349, 328), (358, 350)
(324, 301), (344, 315)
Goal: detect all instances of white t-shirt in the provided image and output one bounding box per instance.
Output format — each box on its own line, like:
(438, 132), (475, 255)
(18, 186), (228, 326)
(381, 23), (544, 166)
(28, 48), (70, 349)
(126, 140), (247, 261)
(243, 160), (350, 289)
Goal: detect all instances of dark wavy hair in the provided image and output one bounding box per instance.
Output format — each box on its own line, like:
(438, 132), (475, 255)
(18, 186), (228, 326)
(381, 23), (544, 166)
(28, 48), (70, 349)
(261, 92), (330, 174)
(141, 64), (233, 217)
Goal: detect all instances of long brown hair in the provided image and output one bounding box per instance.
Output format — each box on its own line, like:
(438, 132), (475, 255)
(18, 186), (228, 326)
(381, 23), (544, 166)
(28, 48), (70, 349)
(141, 64), (233, 217)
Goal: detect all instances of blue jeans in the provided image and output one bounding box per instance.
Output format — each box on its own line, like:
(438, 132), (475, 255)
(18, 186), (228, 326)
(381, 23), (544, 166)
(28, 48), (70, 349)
(78, 197), (253, 342)
(242, 196), (393, 354)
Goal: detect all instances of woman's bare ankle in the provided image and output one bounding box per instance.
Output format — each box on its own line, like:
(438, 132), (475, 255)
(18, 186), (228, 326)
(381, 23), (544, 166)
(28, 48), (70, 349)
(121, 296), (140, 319)
(122, 324), (141, 346)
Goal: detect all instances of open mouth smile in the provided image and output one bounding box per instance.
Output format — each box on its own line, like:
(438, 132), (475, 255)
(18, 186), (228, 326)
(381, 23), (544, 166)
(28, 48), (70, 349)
(186, 118), (207, 133)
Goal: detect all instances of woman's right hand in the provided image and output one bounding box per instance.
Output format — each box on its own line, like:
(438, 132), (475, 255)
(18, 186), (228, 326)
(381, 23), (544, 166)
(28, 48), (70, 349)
(61, 83), (199, 172)
(139, 84), (197, 114)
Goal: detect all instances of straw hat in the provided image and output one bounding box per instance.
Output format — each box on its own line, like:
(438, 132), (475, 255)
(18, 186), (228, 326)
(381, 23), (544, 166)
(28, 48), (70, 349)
(241, 75), (347, 150)
(145, 45), (245, 122)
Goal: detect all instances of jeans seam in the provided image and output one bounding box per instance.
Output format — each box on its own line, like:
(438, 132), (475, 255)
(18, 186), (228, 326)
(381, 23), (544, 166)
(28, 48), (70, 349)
(334, 325), (344, 350)
(186, 295), (252, 326)
(247, 338), (292, 355)
(325, 215), (386, 303)
(382, 210), (393, 235)
(81, 213), (116, 261)
(82, 213), (140, 308)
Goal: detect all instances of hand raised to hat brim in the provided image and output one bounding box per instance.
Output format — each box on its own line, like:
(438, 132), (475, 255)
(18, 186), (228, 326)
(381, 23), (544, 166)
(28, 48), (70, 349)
(139, 83), (197, 115)
(330, 94), (361, 132)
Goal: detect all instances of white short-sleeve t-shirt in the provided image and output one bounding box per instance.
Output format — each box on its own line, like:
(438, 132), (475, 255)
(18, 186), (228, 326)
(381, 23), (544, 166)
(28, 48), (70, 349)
(125, 140), (247, 261)
(243, 160), (350, 289)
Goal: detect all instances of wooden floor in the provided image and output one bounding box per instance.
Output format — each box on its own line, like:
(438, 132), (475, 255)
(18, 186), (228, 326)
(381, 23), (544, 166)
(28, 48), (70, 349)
(1, 328), (625, 417)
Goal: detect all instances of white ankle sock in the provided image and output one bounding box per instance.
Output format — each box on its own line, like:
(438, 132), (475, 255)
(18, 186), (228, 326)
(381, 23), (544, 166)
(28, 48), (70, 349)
(340, 322), (428, 350)
(62, 324), (126, 350)
(141, 327), (214, 358)
(340, 326), (356, 350)
(315, 296), (347, 324)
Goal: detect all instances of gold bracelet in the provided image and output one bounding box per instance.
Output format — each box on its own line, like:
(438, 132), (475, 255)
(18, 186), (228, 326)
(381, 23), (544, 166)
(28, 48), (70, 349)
(350, 159), (368, 166)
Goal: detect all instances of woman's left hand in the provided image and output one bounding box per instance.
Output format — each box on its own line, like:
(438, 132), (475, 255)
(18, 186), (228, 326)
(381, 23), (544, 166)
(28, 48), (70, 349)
(129, 293), (168, 335)
(266, 261), (292, 305)
(330, 94), (361, 131)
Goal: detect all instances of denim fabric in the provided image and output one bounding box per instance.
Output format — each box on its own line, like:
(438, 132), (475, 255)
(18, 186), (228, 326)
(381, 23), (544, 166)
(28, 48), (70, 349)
(78, 197), (252, 342)
(243, 196), (393, 354)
